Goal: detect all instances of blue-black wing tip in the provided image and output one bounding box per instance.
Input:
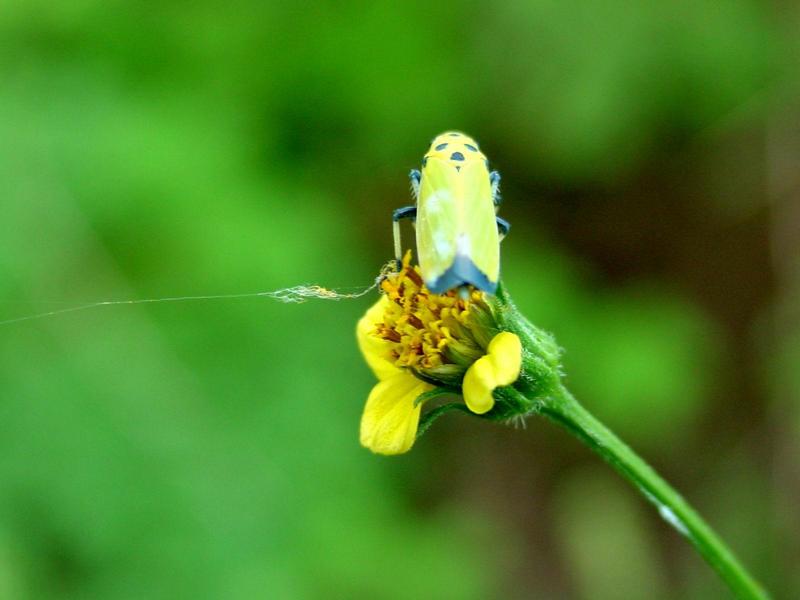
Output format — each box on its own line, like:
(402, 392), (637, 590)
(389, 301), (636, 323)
(426, 255), (498, 295)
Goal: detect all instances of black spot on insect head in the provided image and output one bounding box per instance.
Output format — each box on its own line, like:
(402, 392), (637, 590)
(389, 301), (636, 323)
(421, 156), (428, 167)
(455, 165), (462, 172)
(449, 133), (460, 137)
(465, 144), (478, 152)
(435, 143), (448, 151)
(450, 151), (465, 161)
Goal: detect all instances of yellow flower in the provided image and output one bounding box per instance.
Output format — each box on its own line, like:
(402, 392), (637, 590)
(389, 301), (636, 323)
(462, 332), (523, 414)
(356, 252), (523, 455)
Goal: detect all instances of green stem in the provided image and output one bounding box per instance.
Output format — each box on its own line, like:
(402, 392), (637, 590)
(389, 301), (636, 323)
(535, 384), (769, 600)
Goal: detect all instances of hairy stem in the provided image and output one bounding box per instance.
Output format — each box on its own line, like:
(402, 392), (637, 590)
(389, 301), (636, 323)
(533, 384), (769, 599)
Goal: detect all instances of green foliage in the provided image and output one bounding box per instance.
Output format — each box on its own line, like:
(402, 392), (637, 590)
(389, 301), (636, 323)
(0, 0), (792, 597)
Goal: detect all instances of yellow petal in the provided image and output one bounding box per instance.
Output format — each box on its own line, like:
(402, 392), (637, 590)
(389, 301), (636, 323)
(356, 296), (399, 381)
(360, 372), (432, 455)
(486, 332), (522, 385)
(462, 332), (522, 415)
(462, 356), (496, 414)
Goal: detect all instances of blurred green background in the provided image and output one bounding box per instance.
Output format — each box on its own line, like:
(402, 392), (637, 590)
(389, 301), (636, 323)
(1, 1), (798, 598)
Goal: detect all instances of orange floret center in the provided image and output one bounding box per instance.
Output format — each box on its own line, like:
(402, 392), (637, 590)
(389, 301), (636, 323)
(375, 252), (482, 369)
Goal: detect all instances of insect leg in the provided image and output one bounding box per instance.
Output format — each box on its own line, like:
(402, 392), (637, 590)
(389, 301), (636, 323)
(409, 169), (421, 200)
(496, 216), (511, 241)
(393, 205), (418, 268)
(490, 171), (501, 205)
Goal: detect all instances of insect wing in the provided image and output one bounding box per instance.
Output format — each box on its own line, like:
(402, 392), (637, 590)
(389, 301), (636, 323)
(416, 157), (460, 287)
(459, 159), (500, 285)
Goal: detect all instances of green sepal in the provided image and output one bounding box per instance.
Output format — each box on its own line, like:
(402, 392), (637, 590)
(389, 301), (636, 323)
(479, 385), (539, 421)
(413, 387), (457, 407)
(416, 402), (471, 439)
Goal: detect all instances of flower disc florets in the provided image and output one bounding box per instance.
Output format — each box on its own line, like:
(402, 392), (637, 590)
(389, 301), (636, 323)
(375, 252), (496, 386)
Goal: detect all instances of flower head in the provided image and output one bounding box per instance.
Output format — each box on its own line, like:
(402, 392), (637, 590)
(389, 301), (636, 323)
(356, 252), (561, 455)
(375, 252), (489, 376)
